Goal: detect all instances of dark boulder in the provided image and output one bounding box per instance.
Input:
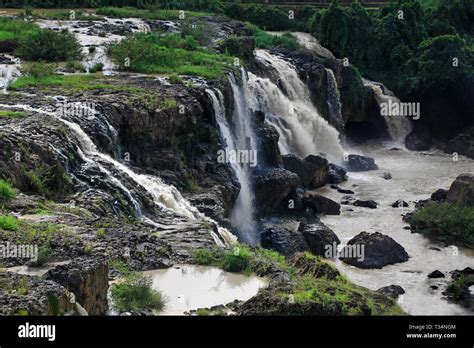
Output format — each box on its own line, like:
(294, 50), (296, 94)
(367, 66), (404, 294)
(391, 200), (409, 208)
(444, 126), (474, 159)
(299, 222), (340, 257)
(446, 174), (474, 206)
(303, 193), (341, 215)
(256, 123), (282, 167)
(281, 154), (329, 188)
(381, 172), (392, 180)
(327, 163), (347, 184)
(253, 168), (299, 215)
(405, 128), (431, 151)
(341, 195), (357, 205)
(260, 227), (309, 256)
(427, 270), (445, 279)
(431, 189), (448, 202)
(340, 232), (409, 269)
(377, 285), (405, 299)
(338, 188), (355, 194)
(344, 154), (378, 172)
(354, 199), (378, 209)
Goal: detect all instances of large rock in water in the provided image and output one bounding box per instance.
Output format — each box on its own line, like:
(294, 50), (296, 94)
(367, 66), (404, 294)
(260, 227), (309, 256)
(344, 154), (378, 172)
(447, 174), (474, 206)
(444, 126), (474, 159)
(253, 168), (299, 215)
(405, 128), (431, 151)
(282, 154), (328, 188)
(303, 192), (341, 215)
(340, 232), (409, 269)
(328, 163), (347, 184)
(299, 222), (340, 257)
(45, 258), (109, 315)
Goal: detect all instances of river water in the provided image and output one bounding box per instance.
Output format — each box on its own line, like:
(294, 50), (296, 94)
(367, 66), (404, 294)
(317, 141), (474, 315)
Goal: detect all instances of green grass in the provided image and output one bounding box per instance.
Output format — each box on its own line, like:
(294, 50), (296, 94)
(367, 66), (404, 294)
(0, 215), (19, 231)
(0, 179), (16, 201)
(0, 17), (39, 42)
(410, 202), (474, 248)
(96, 6), (207, 20)
(111, 275), (164, 311)
(10, 74), (114, 92)
(183, 175), (201, 193)
(0, 110), (26, 119)
(247, 23), (300, 51)
(107, 33), (235, 79)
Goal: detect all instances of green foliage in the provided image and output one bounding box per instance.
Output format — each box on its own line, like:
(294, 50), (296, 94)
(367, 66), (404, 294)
(107, 33), (234, 78)
(16, 28), (81, 62)
(220, 246), (252, 273)
(183, 175), (200, 193)
(0, 180), (17, 201)
(0, 215), (19, 231)
(410, 202), (474, 248)
(89, 62), (104, 73)
(168, 74), (182, 84)
(66, 60), (85, 72)
(29, 245), (50, 267)
(446, 275), (473, 300)
(96, 6), (206, 20)
(111, 275), (164, 311)
(23, 62), (57, 78)
(247, 24), (300, 51)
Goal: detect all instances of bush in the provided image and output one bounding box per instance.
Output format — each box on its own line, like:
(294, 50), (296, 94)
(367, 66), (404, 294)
(168, 74), (182, 84)
(16, 28), (81, 62)
(23, 62), (57, 78)
(248, 24), (300, 51)
(410, 202), (474, 248)
(220, 246), (251, 273)
(0, 215), (19, 231)
(89, 62), (104, 73)
(111, 275), (164, 311)
(0, 179), (16, 201)
(29, 245), (50, 267)
(66, 60), (85, 72)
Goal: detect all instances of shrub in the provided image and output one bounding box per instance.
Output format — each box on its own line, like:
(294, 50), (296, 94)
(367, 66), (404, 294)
(16, 29), (81, 62)
(220, 246), (251, 273)
(111, 275), (164, 311)
(0, 215), (19, 231)
(29, 245), (50, 267)
(23, 62), (57, 78)
(66, 60), (85, 72)
(410, 202), (474, 248)
(0, 180), (16, 201)
(248, 24), (300, 51)
(192, 248), (220, 265)
(89, 62), (104, 73)
(168, 74), (182, 84)
(183, 176), (200, 192)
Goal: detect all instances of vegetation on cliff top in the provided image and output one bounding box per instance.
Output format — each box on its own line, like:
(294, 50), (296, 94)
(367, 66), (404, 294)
(107, 32), (235, 78)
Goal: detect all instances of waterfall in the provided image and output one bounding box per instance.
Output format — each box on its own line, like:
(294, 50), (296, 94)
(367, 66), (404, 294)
(206, 73), (258, 244)
(363, 79), (413, 142)
(0, 55), (21, 93)
(0, 103), (200, 220)
(325, 68), (344, 133)
(248, 50), (345, 162)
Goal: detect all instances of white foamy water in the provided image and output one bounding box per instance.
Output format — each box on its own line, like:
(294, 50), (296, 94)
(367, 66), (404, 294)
(249, 50), (344, 162)
(317, 143), (474, 315)
(0, 55), (21, 92)
(207, 76), (258, 244)
(364, 79), (413, 142)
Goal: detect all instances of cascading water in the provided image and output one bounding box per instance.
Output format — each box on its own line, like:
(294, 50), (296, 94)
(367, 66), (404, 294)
(248, 50), (345, 162)
(325, 68), (344, 133)
(206, 72), (259, 244)
(0, 55), (21, 93)
(363, 79), (413, 142)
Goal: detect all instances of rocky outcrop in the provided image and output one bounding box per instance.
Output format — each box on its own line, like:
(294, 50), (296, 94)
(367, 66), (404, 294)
(344, 154), (378, 172)
(303, 193), (341, 215)
(288, 252), (340, 280)
(340, 232), (409, 269)
(299, 222), (340, 257)
(281, 154), (328, 188)
(446, 174), (474, 206)
(405, 128), (431, 151)
(253, 168), (299, 215)
(431, 189), (448, 202)
(45, 258), (109, 315)
(443, 267), (474, 312)
(391, 200), (409, 208)
(260, 227), (309, 256)
(0, 272), (75, 316)
(444, 126), (474, 159)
